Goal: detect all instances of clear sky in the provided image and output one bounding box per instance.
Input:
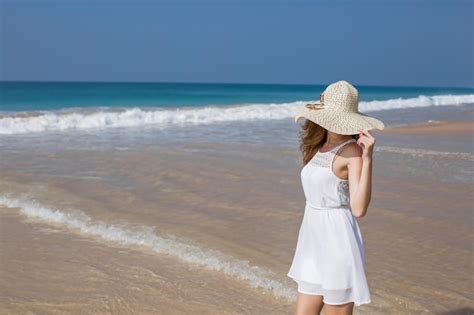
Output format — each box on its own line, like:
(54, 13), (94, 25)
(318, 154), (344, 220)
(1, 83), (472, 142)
(1, 0), (473, 87)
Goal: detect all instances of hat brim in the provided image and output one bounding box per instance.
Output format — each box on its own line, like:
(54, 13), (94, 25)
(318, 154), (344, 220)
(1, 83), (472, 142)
(294, 106), (385, 135)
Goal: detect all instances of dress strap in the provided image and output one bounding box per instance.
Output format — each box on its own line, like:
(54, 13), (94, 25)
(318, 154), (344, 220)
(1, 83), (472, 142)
(329, 139), (356, 169)
(329, 138), (356, 153)
(311, 139), (356, 169)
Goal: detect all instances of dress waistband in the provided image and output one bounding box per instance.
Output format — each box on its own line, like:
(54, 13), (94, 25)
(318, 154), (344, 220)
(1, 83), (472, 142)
(305, 201), (350, 211)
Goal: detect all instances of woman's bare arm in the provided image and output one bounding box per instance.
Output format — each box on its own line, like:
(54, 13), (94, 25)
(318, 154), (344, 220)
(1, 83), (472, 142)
(347, 129), (376, 218)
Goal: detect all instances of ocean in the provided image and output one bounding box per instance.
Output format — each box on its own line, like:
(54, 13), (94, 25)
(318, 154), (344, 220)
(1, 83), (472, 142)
(1, 81), (473, 314)
(0, 81), (473, 135)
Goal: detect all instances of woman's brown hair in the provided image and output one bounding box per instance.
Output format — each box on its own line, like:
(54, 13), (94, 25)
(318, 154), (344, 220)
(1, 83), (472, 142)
(298, 119), (358, 166)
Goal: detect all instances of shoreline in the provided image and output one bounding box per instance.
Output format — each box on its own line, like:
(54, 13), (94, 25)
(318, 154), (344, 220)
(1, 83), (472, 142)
(0, 209), (292, 315)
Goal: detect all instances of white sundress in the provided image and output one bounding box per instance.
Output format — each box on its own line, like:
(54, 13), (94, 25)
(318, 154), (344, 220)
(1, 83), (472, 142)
(287, 138), (371, 306)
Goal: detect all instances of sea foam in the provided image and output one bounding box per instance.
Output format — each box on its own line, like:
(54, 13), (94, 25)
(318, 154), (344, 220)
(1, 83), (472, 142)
(0, 195), (296, 301)
(0, 94), (473, 135)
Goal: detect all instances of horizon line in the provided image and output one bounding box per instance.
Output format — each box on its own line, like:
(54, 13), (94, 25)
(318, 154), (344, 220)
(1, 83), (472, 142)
(0, 79), (473, 90)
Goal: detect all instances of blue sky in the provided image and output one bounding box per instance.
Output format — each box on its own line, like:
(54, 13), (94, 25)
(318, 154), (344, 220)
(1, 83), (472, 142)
(1, 0), (473, 87)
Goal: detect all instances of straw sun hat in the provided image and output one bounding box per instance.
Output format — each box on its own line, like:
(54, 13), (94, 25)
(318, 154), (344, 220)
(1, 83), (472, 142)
(294, 80), (385, 135)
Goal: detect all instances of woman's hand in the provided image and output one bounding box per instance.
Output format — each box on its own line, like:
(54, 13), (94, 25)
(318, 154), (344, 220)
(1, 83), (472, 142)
(357, 129), (376, 161)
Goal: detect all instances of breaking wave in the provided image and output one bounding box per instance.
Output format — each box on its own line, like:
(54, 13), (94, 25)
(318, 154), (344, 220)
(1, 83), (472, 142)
(0, 94), (473, 135)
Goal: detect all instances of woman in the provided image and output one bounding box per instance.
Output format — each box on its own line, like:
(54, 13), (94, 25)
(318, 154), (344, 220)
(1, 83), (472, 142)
(287, 81), (385, 315)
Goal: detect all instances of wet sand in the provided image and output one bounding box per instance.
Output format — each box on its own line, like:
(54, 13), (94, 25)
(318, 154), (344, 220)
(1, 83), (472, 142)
(384, 120), (473, 135)
(1, 119), (473, 314)
(0, 209), (291, 315)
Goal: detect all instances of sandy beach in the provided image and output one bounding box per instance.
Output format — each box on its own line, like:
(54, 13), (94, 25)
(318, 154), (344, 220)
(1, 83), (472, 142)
(1, 118), (473, 314)
(2, 0), (473, 313)
(384, 120), (474, 135)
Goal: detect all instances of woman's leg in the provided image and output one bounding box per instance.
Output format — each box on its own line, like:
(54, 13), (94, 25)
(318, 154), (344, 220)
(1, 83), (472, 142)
(324, 302), (355, 315)
(295, 292), (324, 315)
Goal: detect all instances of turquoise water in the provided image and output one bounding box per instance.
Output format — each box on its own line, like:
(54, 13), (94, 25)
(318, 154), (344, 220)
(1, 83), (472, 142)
(0, 81), (472, 136)
(1, 81), (473, 112)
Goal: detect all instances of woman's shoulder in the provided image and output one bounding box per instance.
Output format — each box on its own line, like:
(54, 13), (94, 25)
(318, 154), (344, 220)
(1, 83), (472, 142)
(338, 140), (363, 159)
